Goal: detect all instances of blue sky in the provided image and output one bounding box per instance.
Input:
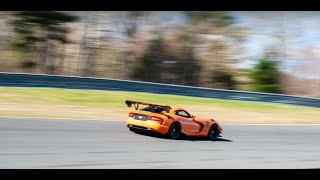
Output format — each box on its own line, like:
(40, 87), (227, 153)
(229, 12), (320, 78)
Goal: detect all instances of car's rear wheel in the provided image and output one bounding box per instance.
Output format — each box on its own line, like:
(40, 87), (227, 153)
(208, 124), (219, 141)
(167, 122), (181, 140)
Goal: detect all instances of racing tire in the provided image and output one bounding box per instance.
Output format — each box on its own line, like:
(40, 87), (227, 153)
(167, 122), (181, 140)
(208, 124), (219, 141)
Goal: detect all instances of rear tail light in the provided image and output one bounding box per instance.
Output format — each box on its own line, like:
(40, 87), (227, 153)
(128, 113), (134, 117)
(148, 116), (164, 124)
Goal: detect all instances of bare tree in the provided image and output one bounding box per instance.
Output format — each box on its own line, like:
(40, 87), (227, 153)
(111, 11), (153, 77)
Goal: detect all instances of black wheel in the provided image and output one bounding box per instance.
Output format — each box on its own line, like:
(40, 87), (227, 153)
(208, 124), (219, 141)
(167, 122), (181, 140)
(129, 127), (134, 132)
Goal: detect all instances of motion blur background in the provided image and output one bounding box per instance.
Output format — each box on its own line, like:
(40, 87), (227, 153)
(1, 11), (320, 97)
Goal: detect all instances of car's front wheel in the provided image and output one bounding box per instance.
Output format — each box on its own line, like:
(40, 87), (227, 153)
(167, 122), (181, 140)
(208, 124), (219, 141)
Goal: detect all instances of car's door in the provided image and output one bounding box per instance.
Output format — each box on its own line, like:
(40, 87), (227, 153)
(173, 110), (201, 133)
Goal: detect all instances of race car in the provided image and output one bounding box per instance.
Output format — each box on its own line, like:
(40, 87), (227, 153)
(125, 100), (222, 140)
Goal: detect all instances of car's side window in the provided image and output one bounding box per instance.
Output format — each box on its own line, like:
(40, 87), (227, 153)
(175, 110), (191, 118)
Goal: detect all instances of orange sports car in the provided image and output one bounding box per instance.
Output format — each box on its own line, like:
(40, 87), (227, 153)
(125, 100), (222, 140)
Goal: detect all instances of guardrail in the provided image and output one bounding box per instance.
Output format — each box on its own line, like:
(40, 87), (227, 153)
(0, 72), (319, 108)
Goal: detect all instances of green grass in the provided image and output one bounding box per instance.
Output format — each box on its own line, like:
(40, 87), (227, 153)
(0, 86), (319, 123)
(0, 86), (316, 111)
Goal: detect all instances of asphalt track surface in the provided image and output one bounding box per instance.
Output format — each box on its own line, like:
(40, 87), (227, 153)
(1, 117), (320, 169)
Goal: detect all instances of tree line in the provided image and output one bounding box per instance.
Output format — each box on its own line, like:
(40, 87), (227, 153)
(7, 11), (281, 93)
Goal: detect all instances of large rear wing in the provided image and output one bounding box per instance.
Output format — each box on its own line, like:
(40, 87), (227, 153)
(125, 100), (171, 113)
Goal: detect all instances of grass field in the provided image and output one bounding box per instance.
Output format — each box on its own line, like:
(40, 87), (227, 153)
(0, 86), (319, 124)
